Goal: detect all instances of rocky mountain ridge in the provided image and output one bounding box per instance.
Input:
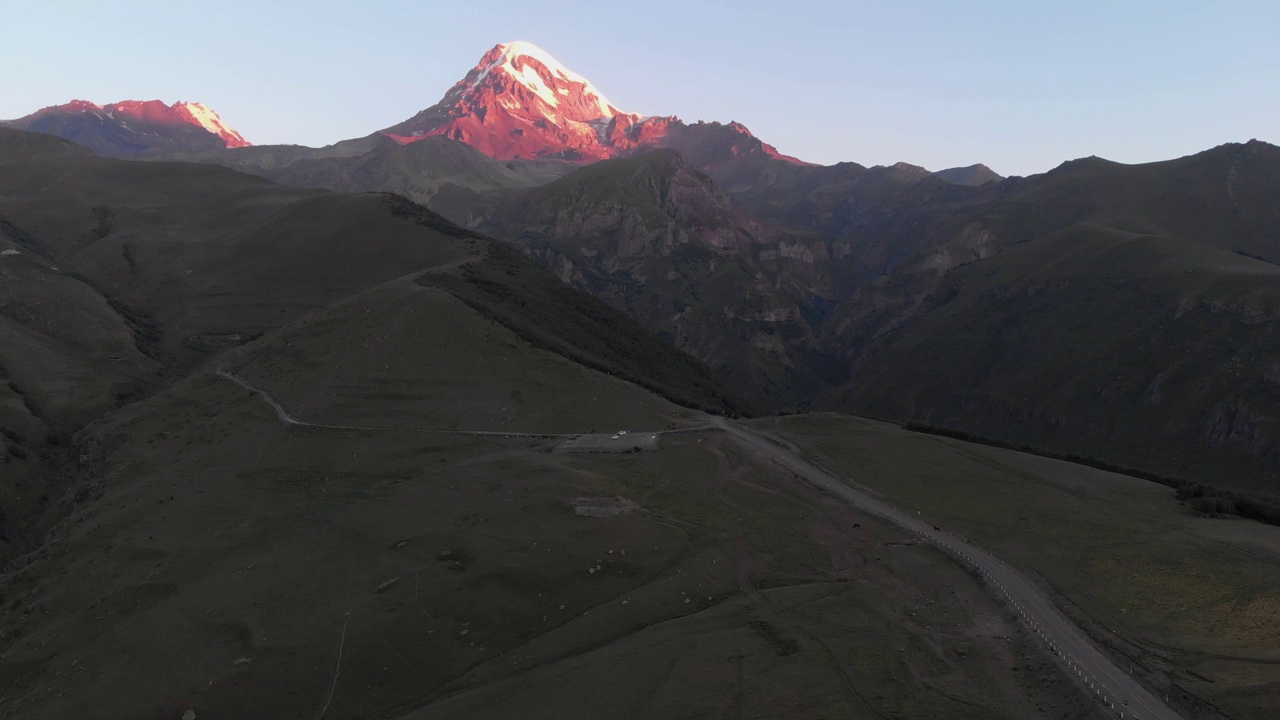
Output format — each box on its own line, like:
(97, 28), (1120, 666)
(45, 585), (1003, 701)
(3, 98), (248, 156)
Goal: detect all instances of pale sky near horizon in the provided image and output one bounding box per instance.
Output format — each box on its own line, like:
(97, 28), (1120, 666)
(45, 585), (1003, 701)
(3, 0), (1276, 176)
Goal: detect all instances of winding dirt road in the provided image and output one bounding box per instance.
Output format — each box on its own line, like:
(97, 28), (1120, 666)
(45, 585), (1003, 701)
(712, 416), (1184, 720)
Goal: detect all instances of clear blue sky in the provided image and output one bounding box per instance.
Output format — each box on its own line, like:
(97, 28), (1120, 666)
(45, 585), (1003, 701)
(3, 0), (1276, 176)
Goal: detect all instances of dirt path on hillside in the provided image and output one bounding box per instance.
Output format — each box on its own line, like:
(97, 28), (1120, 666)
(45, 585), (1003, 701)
(214, 367), (706, 440)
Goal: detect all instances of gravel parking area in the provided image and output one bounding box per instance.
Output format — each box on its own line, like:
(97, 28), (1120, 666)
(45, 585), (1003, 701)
(556, 432), (659, 453)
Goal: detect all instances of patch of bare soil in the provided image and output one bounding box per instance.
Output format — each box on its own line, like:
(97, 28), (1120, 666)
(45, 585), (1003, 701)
(570, 496), (641, 517)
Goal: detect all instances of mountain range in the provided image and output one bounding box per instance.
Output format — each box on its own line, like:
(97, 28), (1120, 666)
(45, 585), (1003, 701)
(3, 37), (1280, 720)
(10, 40), (1277, 494)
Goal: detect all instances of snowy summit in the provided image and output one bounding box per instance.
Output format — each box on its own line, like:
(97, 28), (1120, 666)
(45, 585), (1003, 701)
(382, 40), (652, 160)
(172, 101), (250, 148)
(381, 40), (807, 165)
(5, 99), (250, 152)
(468, 41), (623, 119)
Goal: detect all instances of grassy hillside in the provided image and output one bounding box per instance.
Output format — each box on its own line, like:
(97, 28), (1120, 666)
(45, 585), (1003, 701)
(981, 141), (1280, 262)
(420, 241), (752, 417)
(0, 231), (160, 561)
(0, 322), (1103, 720)
(157, 134), (577, 206)
(0, 127), (493, 558)
(4, 114), (1278, 719)
(767, 413), (1280, 720)
(827, 221), (1280, 495)
(0, 129), (485, 372)
(817, 142), (1280, 496)
(231, 278), (690, 433)
(0, 128), (752, 557)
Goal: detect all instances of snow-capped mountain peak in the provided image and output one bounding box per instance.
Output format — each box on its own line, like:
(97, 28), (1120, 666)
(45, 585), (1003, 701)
(384, 40), (645, 159)
(469, 41), (621, 119)
(6, 99), (250, 153)
(381, 41), (810, 166)
(172, 101), (250, 148)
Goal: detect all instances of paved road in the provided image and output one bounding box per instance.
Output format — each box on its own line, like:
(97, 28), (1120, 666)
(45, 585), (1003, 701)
(712, 416), (1183, 720)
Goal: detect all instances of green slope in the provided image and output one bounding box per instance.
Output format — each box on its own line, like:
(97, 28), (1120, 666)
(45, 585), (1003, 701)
(0, 128), (748, 554)
(0, 296), (1103, 720)
(829, 222), (1280, 494)
(419, 241), (752, 417)
(157, 134), (577, 205)
(768, 413), (1280, 720)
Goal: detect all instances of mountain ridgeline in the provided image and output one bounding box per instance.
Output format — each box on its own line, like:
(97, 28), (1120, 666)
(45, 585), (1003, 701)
(822, 141), (1280, 494)
(2, 99), (249, 156)
(7, 42), (1280, 510)
(50, 40), (1271, 512)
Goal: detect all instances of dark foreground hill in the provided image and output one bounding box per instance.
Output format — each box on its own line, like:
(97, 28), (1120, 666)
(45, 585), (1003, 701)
(0, 128), (741, 561)
(0, 127), (1113, 719)
(0, 290), (1110, 720)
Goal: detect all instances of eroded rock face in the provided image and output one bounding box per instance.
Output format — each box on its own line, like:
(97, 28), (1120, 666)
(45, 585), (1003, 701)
(1202, 400), (1268, 456)
(919, 222), (996, 274)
